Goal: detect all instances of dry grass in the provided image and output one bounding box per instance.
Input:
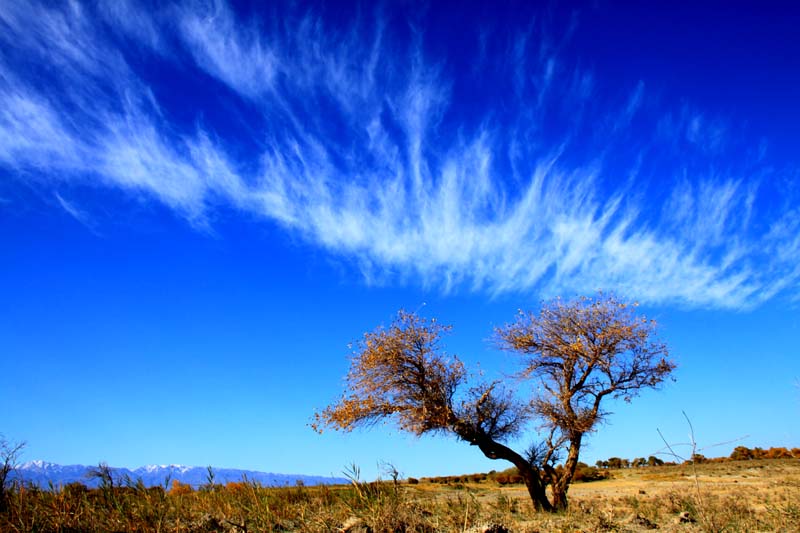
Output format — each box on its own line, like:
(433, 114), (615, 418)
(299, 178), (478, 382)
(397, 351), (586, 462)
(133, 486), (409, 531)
(494, 458), (800, 532)
(2, 459), (799, 532)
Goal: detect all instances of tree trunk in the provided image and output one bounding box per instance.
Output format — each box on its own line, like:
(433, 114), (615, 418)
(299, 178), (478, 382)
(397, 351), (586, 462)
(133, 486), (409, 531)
(551, 435), (582, 510)
(518, 463), (554, 512)
(469, 434), (554, 512)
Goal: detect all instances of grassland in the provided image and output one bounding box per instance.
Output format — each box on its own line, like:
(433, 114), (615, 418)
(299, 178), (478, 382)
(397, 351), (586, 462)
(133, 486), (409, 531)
(2, 459), (799, 532)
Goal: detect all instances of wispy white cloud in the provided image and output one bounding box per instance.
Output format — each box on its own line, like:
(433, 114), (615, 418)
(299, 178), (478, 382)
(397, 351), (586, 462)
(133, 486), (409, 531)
(98, 0), (167, 54)
(179, 1), (277, 100)
(1, 0), (798, 309)
(0, 79), (83, 171)
(55, 192), (99, 234)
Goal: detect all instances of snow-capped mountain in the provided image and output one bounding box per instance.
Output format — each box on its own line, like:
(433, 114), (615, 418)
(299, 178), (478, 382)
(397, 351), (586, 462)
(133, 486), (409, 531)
(13, 461), (348, 489)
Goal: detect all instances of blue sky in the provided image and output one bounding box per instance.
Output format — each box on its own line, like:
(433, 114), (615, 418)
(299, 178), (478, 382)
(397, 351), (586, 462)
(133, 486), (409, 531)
(1, 0), (799, 480)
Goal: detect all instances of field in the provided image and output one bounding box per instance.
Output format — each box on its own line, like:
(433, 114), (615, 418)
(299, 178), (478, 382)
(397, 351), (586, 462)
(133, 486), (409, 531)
(1, 459), (799, 532)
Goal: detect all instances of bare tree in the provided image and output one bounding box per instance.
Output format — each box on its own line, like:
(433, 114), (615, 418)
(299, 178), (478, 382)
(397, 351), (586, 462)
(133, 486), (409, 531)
(0, 435), (25, 512)
(314, 295), (674, 511)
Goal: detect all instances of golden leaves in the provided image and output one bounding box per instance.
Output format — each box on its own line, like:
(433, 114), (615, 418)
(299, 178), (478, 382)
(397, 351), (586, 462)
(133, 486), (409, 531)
(313, 311), (463, 436)
(494, 292), (675, 434)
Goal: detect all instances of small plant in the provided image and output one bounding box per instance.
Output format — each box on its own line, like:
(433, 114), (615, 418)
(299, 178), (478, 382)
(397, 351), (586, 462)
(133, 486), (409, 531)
(657, 412), (752, 532)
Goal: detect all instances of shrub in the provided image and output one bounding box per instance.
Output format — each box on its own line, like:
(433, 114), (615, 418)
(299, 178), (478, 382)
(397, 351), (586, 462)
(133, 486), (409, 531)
(572, 464), (607, 482)
(168, 480), (193, 496)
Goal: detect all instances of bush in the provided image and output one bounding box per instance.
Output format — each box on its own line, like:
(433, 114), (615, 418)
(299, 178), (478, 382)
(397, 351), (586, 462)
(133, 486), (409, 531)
(168, 480), (193, 496)
(573, 464), (608, 482)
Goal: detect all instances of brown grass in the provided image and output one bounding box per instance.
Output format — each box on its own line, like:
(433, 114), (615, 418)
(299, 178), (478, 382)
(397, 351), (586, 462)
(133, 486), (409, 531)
(2, 459), (799, 532)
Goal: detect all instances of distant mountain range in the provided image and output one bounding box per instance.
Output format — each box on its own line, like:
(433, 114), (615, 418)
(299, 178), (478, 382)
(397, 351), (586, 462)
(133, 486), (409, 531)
(12, 460), (348, 489)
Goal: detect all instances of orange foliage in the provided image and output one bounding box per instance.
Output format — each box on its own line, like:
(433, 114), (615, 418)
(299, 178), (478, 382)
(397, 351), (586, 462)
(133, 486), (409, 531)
(225, 481), (248, 493)
(730, 446), (800, 461)
(169, 480), (193, 496)
(765, 447), (793, 459)
(313, 311), (465, 435)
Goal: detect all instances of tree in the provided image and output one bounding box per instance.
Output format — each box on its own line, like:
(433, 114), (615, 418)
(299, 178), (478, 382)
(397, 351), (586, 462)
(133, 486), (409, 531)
(0, 435), (25, 513)
(314, 294), (674, 511)
(765, 447), (793, 459)
(495, 294), (674, 508)
(312, 311), (553, 509)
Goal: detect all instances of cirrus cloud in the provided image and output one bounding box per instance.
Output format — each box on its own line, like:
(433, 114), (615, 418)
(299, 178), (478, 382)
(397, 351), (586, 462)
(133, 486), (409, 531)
(0, 0), (798, 308)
